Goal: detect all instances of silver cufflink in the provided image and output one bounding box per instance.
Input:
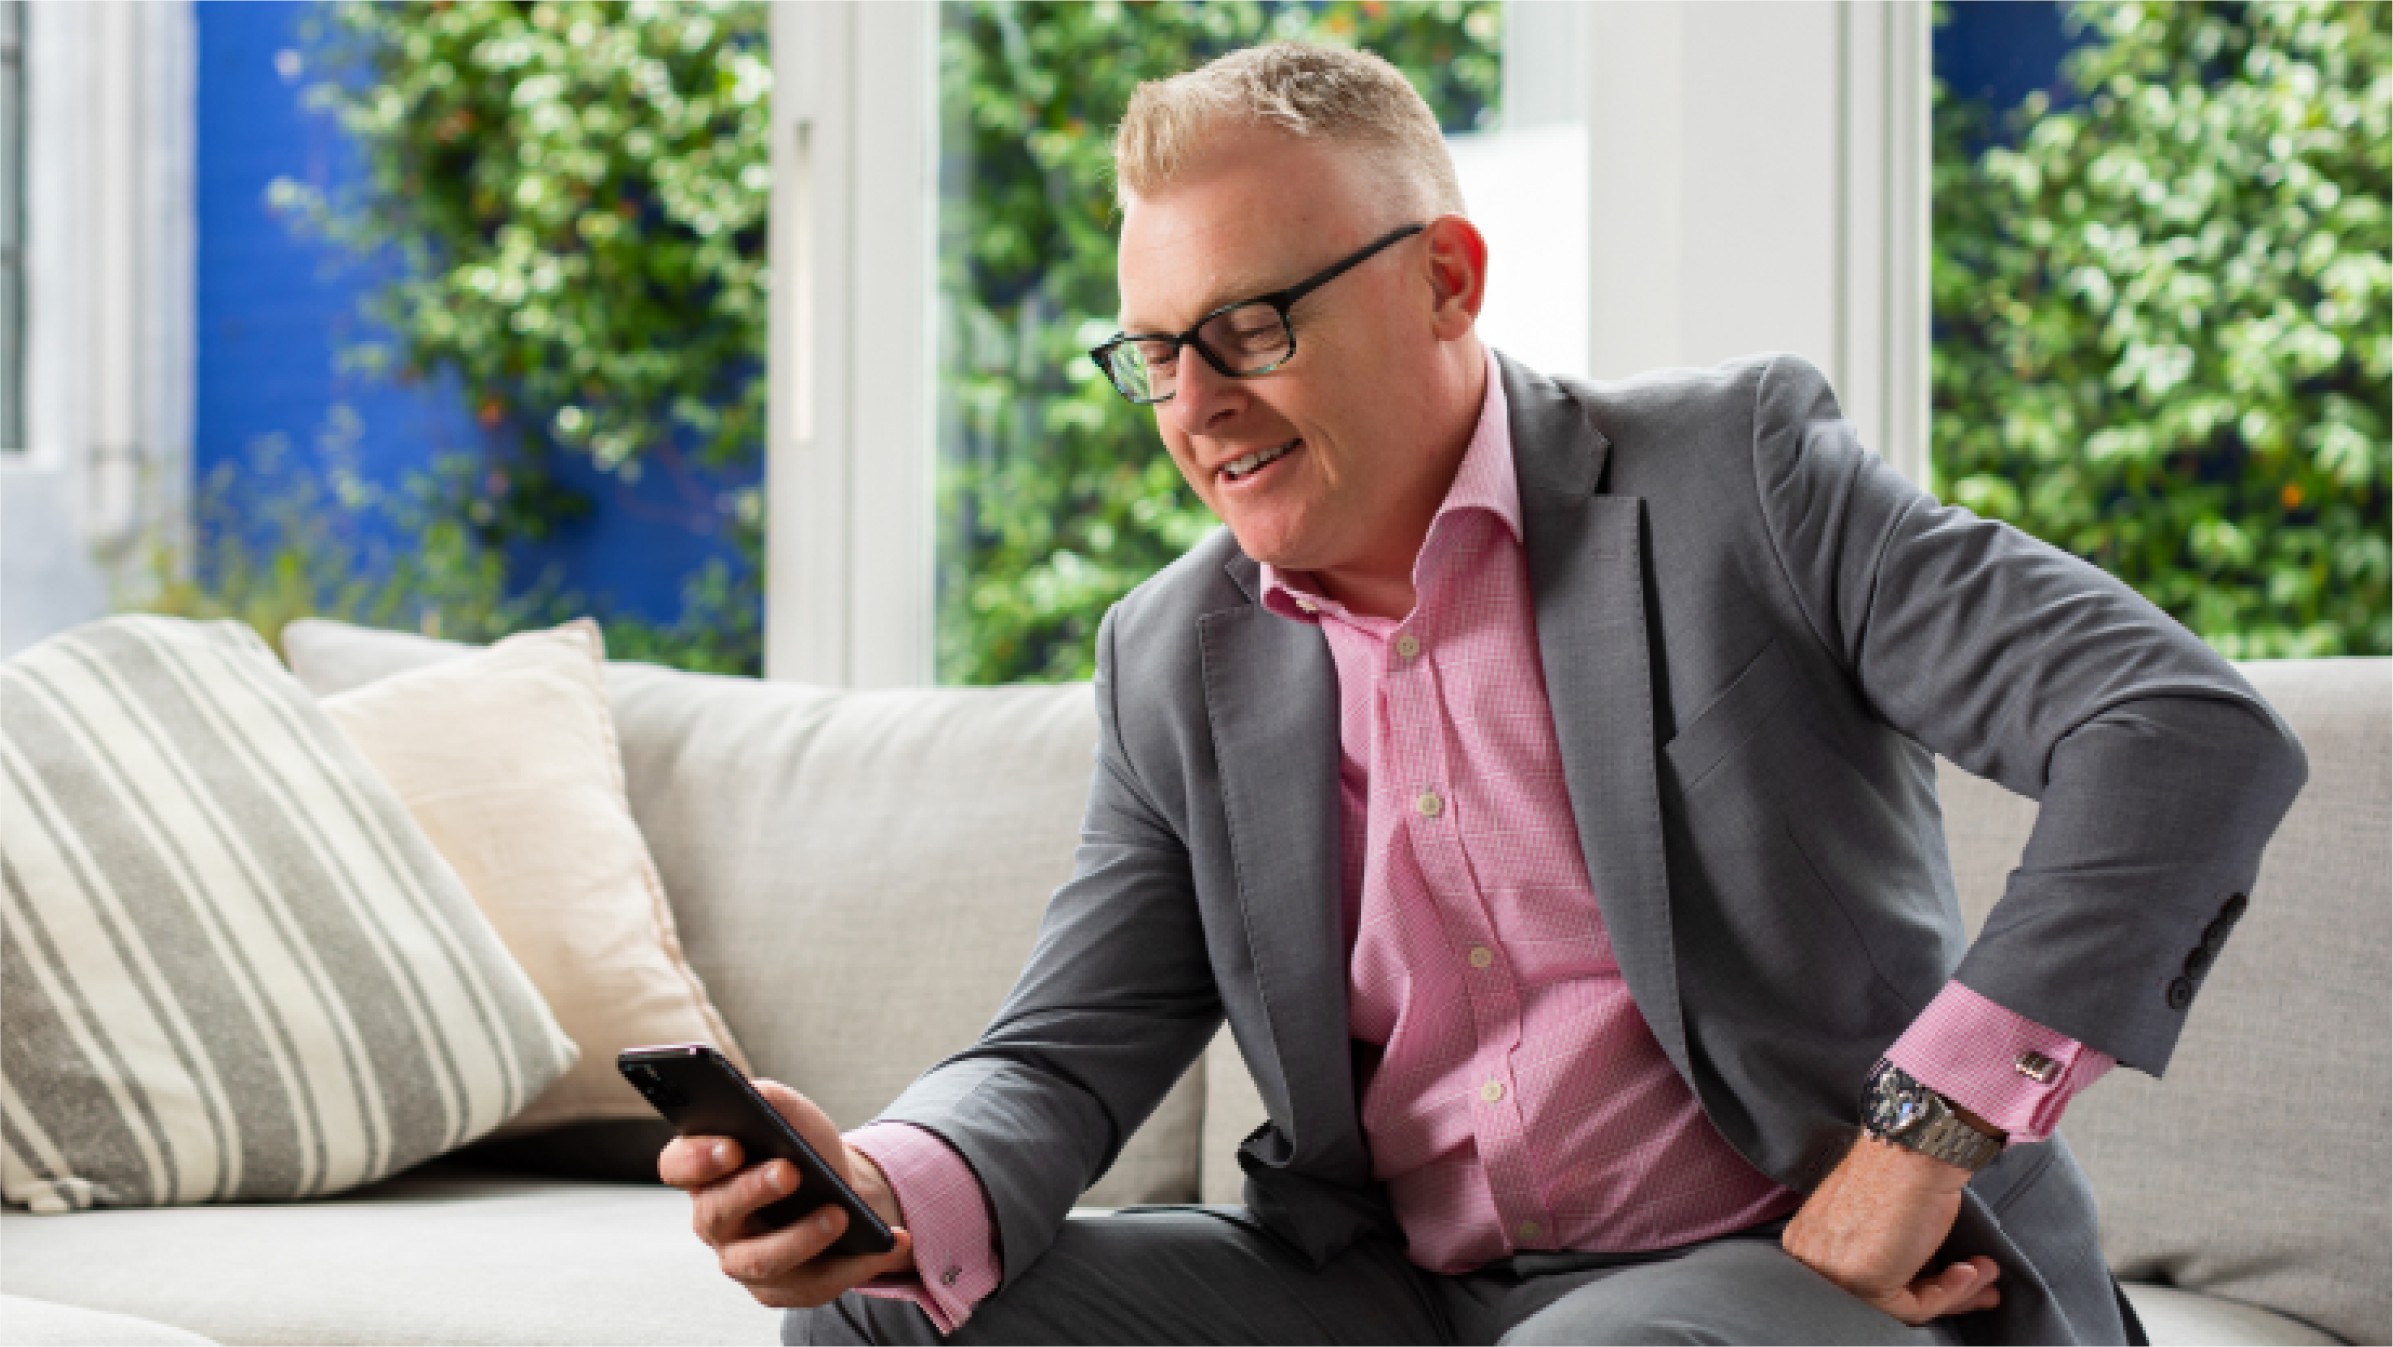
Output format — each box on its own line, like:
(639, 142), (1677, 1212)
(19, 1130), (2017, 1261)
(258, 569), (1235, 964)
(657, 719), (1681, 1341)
(2014, 1051), (2060, 1084)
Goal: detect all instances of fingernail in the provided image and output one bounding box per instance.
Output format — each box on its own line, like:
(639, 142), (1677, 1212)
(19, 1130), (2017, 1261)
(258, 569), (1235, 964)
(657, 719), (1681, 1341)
(712, 1141), (731, 1165)
(765, 1165), (789, 1195)
(816, 1210), (837, 1233)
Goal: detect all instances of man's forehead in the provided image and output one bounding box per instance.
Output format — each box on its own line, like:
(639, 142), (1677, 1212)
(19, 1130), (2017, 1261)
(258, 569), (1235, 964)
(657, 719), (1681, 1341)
(1115, 134), (1367, 330)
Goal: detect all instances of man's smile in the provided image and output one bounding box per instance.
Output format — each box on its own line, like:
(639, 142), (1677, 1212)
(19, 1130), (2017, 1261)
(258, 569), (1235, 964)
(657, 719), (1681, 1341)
(1219, 438), (1302, 485)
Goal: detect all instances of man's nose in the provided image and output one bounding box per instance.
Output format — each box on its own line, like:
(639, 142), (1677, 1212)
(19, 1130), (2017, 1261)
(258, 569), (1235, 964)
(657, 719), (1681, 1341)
(1164, 349), (1242, 439)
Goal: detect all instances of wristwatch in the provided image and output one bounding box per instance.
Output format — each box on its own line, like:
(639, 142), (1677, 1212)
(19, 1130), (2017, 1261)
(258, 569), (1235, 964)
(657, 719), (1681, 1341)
(1862, 1061), (2006, 1172)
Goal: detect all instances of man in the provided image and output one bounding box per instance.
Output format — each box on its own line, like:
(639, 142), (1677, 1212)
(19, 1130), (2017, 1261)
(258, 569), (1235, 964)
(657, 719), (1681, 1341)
(666, 43), (2305, 1345)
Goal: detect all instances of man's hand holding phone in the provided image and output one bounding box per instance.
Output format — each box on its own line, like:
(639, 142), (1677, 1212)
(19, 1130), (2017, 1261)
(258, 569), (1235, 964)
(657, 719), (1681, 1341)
(656, 1075), (918, 1309)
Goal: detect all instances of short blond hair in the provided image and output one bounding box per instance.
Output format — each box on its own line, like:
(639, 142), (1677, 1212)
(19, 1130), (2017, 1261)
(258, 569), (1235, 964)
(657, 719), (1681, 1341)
(1114, 42), (1465, 219)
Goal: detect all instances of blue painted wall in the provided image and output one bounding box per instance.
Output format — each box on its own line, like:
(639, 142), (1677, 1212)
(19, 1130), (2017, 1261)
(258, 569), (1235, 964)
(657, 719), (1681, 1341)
(1935, 2), (2086, 129)
(195, 1), (755, 627)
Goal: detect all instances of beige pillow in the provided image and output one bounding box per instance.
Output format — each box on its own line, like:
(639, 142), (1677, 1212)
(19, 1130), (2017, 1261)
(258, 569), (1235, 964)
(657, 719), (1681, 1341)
(317, 620), (748, 1134)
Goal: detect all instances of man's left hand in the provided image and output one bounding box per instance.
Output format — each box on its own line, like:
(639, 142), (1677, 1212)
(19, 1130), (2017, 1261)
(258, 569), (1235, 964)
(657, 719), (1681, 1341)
(1782, 1134), (2002, 1325)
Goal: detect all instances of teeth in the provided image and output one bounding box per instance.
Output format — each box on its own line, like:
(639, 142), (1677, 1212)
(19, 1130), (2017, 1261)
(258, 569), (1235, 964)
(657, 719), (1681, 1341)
(1225, 441), (1297, 479)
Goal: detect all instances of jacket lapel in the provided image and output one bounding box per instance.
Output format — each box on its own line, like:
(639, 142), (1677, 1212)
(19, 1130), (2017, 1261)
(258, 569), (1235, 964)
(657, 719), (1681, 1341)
(1504, 355), (1693, 1081)
(1197, 578), (1374, 1186)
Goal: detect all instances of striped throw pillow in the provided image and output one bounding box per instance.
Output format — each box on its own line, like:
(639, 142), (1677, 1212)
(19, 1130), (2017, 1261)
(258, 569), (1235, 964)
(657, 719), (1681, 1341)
(0, 616), (577, 1211)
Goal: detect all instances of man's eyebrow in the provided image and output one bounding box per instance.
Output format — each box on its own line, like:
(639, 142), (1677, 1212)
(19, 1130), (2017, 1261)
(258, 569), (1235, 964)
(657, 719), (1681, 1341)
(1120, 268), (1283, 335)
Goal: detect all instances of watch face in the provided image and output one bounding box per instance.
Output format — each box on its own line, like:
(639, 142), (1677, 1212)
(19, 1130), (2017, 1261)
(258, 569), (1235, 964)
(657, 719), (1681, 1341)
(1866, 1065), (1935, 1137)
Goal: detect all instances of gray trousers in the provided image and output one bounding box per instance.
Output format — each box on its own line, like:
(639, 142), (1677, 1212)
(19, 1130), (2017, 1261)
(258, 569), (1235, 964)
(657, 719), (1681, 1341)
(786, 1208), (1959, 1346)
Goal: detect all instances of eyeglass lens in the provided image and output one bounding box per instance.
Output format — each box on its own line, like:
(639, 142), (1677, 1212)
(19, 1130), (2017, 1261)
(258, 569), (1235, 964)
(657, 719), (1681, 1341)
(1107, 303), (1290, 402)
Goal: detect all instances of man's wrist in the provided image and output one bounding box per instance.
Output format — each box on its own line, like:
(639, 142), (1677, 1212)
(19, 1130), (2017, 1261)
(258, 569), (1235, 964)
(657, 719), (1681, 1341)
(844, 1143), (908, 1234)
(1852, 1129), (1979, 1194)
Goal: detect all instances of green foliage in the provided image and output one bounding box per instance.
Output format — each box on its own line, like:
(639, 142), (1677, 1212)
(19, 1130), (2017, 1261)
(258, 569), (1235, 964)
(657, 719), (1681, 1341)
(141, 410), (542, 658)
(1933, 0), (2390, 657)
(140, 410), (759, 674)
(262, 0), (770, 670)
(937, 1), (1502, 683)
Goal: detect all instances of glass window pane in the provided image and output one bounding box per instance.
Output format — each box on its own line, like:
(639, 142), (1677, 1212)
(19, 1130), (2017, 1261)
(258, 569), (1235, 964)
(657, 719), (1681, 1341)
(934, 2), (1505, 686)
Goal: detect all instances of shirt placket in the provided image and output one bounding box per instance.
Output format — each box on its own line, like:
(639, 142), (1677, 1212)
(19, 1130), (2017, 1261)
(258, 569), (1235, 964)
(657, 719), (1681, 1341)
(1381, 592), (1556, 1253)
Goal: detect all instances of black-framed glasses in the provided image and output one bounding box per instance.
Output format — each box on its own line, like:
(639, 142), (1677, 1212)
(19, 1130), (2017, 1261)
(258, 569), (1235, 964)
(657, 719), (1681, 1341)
(1088, 222), (1427, 405)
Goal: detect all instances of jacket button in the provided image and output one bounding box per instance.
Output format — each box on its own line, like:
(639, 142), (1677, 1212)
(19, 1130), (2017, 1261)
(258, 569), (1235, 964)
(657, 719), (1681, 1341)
(2166, 977), (2196, 1010)
(2183, 946), (2214, 979)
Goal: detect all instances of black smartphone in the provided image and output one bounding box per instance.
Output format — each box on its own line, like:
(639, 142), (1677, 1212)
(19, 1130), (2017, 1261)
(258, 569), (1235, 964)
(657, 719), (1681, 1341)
(618, 1043), (896, 1258)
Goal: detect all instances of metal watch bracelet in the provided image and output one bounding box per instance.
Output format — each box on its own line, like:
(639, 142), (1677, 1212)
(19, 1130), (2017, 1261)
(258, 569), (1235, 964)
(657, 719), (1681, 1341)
(1862, 1061), (2006, 1172)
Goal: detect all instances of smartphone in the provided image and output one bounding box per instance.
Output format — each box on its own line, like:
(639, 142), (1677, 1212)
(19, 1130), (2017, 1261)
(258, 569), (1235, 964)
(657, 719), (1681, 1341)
(618, 1043), (897, 1257)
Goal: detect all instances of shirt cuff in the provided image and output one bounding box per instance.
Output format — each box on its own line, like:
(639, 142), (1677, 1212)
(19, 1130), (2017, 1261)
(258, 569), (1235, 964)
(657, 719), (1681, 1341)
(1883, 981), (2117, 1145)
(845, 1121), (1001, 1335)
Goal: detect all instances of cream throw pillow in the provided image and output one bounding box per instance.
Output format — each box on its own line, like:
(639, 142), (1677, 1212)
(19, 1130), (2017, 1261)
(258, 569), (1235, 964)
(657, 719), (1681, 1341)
(317, 621), (748, 1133)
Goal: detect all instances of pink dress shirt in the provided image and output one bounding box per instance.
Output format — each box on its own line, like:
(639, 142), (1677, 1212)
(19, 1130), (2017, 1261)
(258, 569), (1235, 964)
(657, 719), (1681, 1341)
(849, 347), (2113, 1327)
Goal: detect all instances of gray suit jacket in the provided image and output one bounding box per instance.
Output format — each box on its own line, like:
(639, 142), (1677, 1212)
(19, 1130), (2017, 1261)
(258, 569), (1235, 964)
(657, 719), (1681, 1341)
(881, 352), (2308, 1344)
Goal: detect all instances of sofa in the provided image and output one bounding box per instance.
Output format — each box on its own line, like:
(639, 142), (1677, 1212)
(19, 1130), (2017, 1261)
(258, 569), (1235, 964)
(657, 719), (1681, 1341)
(2, 618), (2384, 1346)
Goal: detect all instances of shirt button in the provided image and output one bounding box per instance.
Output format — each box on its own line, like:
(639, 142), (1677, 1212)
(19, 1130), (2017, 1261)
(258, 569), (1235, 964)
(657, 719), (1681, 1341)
(1518, 1219), (1542, 1242)
(1468, 945), (1494, 970)
(1295, 596), (1317, 613)
(1416, 791), (1444, 818)
(1480, 1080), (1505, 1103)
(1395, 632), (1421, 659)
(940, 1265), (961, 1287)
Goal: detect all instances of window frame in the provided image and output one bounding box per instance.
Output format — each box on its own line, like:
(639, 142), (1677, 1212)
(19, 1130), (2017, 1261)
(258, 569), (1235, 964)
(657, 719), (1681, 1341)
(764, 0), (938, 688)
(1, 0), (194, 657)
(761, 0), (1930, 687)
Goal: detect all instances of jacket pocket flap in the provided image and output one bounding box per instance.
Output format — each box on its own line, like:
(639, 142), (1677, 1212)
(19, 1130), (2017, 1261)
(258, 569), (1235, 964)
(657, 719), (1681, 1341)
(1663, 638), (1800, 793)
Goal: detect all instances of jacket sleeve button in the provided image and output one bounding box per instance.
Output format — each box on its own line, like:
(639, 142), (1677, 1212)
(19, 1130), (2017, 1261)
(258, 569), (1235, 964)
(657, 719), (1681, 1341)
(2183, 946), (2215, 979)
(2166, 977), (2196, 1011)
(2222, 892), (2249, 922)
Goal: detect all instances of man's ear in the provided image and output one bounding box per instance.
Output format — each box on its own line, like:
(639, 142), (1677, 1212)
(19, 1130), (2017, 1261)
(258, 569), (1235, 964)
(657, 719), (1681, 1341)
(1423, 214), (1489, 339)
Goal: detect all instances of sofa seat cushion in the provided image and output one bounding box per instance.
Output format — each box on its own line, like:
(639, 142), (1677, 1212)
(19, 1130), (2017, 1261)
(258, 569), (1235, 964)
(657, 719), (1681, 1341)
(0, 1163), (779, 1345)
(0, 1296), (218, 1346)
(2120, 1283), (2341, 1346)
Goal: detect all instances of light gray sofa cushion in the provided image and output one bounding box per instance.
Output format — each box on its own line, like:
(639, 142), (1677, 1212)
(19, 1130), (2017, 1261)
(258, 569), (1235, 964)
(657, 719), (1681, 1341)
(2117, 1284), (2340, 1347)
(1939, 658), (2390, 1345)
(281, 620), (1203, 1208)
(0, 1296), (218, 1346)
(0, 1163), (776, 1345)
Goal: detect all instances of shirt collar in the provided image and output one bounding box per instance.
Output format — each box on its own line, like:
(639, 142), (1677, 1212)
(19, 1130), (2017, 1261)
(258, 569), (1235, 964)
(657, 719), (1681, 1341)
(1261, 345), (1519, 624)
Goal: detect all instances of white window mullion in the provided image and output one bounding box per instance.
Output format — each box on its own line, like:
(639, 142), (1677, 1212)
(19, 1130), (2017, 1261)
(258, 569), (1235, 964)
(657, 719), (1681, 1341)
(765, 0), (936, 688)
(1580, 0), (1929, 486)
